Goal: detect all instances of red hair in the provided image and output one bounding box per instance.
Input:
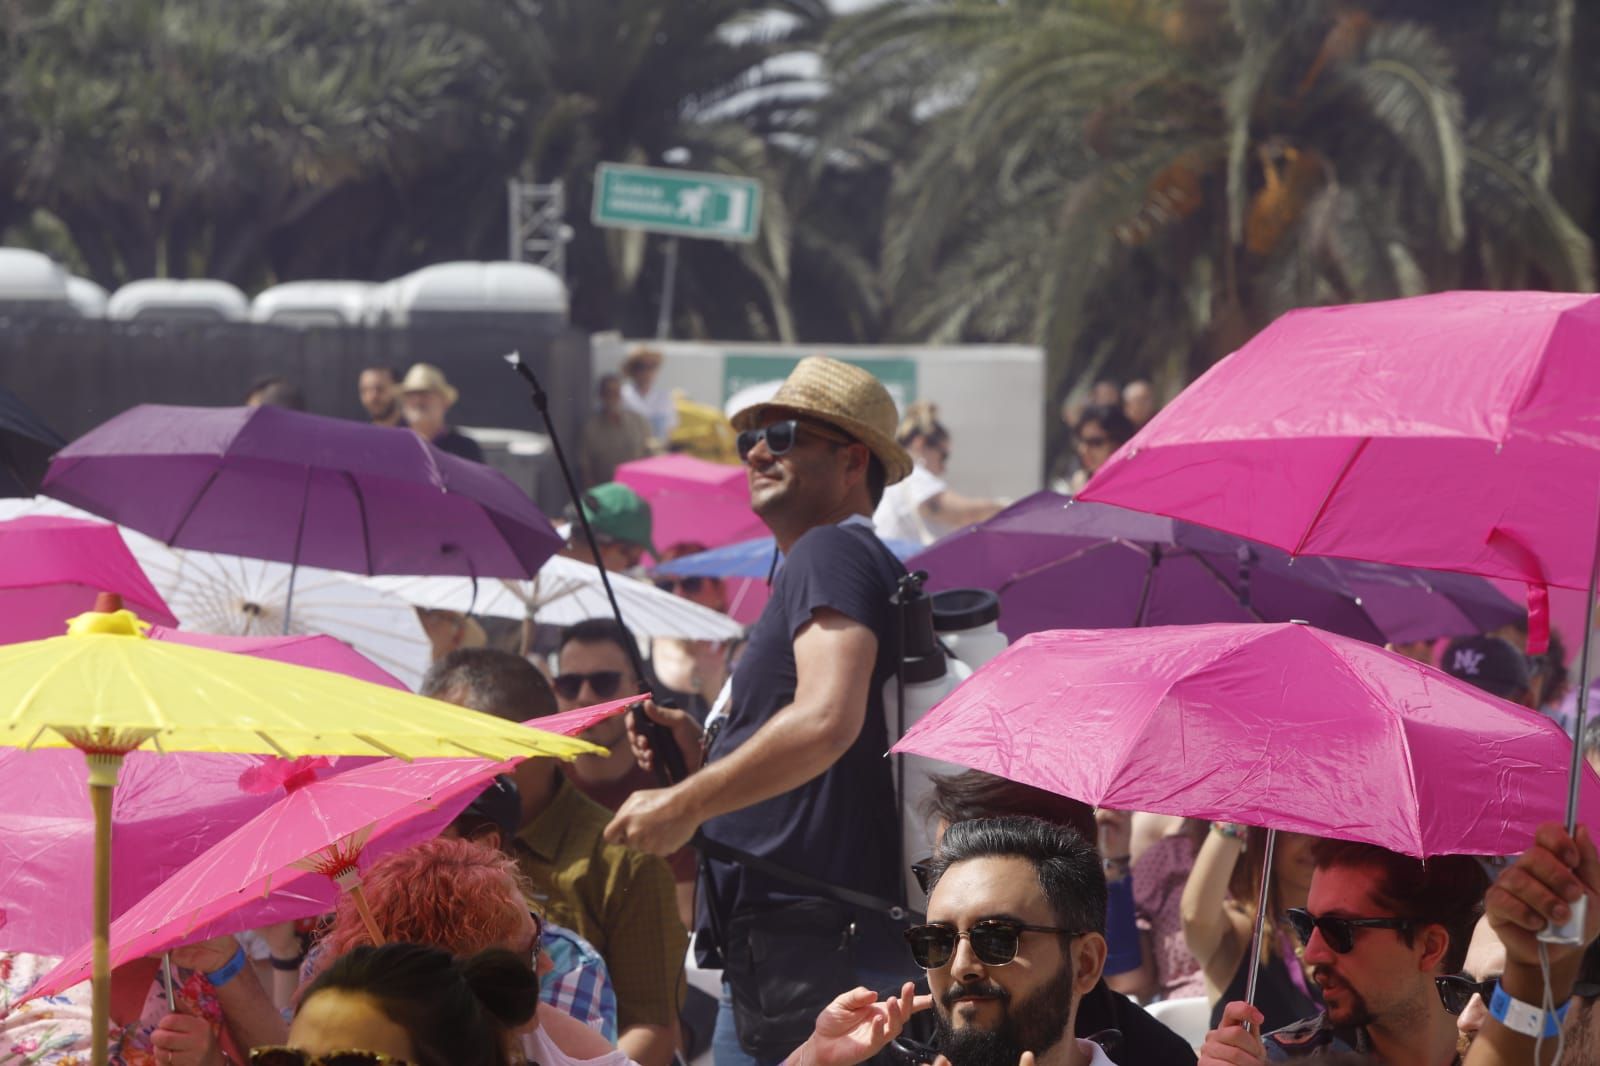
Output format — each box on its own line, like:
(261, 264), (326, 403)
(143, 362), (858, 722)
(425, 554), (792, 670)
(319, 838), (533, 966)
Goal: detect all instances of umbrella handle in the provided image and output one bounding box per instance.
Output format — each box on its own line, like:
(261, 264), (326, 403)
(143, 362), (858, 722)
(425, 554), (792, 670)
(86, 753), (127, 1066)
(349, 883), (386, 946)
(1242, 826), (1277, 1033)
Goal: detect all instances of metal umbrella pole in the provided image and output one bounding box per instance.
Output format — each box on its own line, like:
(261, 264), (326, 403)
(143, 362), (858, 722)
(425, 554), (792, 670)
(1243, 827), (1278, 1026)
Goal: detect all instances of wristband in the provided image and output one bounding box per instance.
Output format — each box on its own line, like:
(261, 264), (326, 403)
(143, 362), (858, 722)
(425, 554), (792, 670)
(204, 944), (249, 988)
(1489, 981), (1569, 1038)
(1212, 822), (1248, 844)
(269, 952), (306, 972)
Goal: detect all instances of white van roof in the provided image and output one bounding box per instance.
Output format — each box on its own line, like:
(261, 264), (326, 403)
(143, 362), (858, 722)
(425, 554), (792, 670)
(107, 279), (250, 322)
(251, 281), (376, 326)
(0, 248), (72, 304)
(65, 276), (110, 318)
(385, 261), (568, 318)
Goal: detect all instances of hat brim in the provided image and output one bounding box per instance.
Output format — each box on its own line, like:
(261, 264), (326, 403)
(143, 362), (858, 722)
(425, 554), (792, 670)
(402, 384), (459, 407)
(731, 402), (914, 485)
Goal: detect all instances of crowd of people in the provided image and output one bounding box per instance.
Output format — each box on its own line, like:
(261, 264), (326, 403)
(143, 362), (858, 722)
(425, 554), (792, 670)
(3, 351), (1597, 1066)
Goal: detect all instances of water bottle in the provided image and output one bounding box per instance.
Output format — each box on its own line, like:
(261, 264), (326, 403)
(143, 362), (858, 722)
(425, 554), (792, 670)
(932, 588), (1007, 671)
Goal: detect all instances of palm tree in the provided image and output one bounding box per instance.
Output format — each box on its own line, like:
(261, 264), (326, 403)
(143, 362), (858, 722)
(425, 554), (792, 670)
(823, 0), (1599, 403)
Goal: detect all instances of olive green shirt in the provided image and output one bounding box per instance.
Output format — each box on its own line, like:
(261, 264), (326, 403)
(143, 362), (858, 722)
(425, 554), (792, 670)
(515, 777), (687, 1031)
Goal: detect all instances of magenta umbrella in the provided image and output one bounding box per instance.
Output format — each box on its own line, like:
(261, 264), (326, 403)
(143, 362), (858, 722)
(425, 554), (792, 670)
(0, 629), (401, 956)
(615, 454), (764, 554)
(0, 516), (177, 643)
(893, 621), (1600, 1008)
(1078, 290), (1600, 842)
(24, 755), (516, 999)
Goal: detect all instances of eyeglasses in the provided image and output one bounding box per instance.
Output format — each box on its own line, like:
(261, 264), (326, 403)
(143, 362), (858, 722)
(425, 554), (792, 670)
(736, 419), (854, 462)
(653, 575), (707, 595)
(1435, 974), (1498, 1015)
(904, 919), (1084, 970)
(1284, 907), (1414, 954)
(251, 1050), (414, 1066)
(552, 671), (625, 700)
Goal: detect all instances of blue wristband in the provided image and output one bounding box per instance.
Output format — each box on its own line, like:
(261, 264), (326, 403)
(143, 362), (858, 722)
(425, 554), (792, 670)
(1489, 981), (1569, 1038)
(204, 944), (248, 989)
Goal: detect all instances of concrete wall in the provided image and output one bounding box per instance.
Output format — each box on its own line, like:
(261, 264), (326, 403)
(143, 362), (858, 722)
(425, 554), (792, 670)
(594, 337), (1047, 500)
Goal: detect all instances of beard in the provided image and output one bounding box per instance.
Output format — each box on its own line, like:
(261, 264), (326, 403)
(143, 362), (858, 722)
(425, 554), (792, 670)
(1312, 966), (1377, 1029)
(933, 963), (1078, 1066)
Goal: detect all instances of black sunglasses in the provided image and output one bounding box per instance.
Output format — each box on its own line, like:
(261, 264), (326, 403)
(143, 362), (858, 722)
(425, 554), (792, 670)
(251, 1051), (414, 1066)
(736, 419), (854, 462)
(1435, 974), (1498, 1016)
(653, 575), (707, 595)
(904, 918), (1083, 970)
(1285, 907), (1414, 954)
(552, 671), (624, 701)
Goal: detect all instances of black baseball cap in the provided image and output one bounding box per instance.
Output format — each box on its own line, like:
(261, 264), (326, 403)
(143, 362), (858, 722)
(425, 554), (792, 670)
(455, 775), (521, 844)
(1441, 635), (1532, 701)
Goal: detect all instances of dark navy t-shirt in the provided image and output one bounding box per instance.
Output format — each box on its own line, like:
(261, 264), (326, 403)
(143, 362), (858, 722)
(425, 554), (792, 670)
(699, 519), (904, 965)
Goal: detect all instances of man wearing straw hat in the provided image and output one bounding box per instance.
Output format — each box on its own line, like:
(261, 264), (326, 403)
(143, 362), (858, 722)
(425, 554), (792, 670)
(399, 362), (484, 463)
(606, 356), (917, 1065)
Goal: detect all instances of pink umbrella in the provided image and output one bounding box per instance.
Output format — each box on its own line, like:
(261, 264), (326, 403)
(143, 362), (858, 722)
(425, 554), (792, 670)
(615, 454), (764, 554)
(0, 516), (177, 644)
(893, 621), (1600, 1009)
(0, 628), (403, 955)
(22, 697), (628, 995)
(895, 622), (1600, 857)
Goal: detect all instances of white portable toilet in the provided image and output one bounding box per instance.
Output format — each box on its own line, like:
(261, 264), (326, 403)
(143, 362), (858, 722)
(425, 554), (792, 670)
(107, 279), (250, 322)
(251, 281), (377, 327)
(378, 261), (568, 327)
(0, 248), (74, 315)
(65, 276), (110, 318)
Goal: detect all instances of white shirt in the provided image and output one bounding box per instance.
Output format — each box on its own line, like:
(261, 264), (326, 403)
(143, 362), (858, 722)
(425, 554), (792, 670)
(873, 461), (949, 545)
(522, 1024), (637, 1066)
(621, 381), (679, 440)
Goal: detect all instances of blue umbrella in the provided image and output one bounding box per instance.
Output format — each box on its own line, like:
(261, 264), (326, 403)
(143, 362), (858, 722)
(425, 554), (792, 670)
(655, 534), (921, 579)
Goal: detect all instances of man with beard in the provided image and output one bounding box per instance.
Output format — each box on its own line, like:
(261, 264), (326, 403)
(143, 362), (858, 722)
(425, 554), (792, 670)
(1199, 839), (1486, 1063)
(908, 815), (1114, 1066)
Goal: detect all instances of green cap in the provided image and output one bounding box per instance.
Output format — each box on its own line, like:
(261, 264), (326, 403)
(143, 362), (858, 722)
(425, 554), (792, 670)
(578, 482), (656, 557)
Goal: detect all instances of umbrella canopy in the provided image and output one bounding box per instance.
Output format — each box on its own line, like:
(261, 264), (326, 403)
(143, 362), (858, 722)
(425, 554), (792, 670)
(909, 493), (1522, 643)
(1079, 291), (1600, 593)
(893, 622), (1600, 857)
(655, 534), (922, 580)
(25, 755), (517, 998)
(43, 404), (562, 579)
(0, 627), (405, 955)
(614, 453), (765, 553)
(0, 383), (66, 498)
(367, 555), (744, 643)
(0, 497), (431, 687)
(0, 515), (178, 643)
(0, 610), (598, 760)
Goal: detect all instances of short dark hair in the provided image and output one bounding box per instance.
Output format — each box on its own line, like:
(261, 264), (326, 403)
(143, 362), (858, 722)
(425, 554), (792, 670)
(597, 372), (622, 395)
(1311, 839), (1488, 973)
(300, 943), (537, 1066)
(362, 365), (398, 381)
(421, 648), (557, 722)
(1077, 404), (1135, 448)
(927, 815), (1106, 936)
(924, 769), (1097, 846)
(558, 618), (645, 685)
(246, 375), (305, 410)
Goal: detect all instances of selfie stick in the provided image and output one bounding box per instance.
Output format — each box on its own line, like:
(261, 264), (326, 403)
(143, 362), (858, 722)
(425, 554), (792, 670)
(504, 353), (689, 786)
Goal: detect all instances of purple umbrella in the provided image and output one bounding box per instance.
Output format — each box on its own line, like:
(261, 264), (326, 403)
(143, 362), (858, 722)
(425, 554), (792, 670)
(912, 492), (1522, 645)
(42, 405), (561, 583)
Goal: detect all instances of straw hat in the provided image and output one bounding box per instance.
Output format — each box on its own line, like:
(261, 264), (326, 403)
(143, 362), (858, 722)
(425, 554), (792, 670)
(731, 356), (913, 484)
(623, 346), (664, 375)
(399, 363), (458, 406)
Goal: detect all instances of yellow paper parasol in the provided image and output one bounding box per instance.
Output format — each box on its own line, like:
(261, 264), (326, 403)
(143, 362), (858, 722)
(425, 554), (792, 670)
(0, 607), (602, 1066)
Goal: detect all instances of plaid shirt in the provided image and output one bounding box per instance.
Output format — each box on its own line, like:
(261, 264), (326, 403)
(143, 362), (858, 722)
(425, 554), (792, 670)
(542, 923), (618, 1042)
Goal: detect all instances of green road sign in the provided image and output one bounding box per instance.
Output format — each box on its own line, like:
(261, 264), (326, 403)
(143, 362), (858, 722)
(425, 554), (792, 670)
(592, 163), (762, 243)
(724, 353), (919, 411)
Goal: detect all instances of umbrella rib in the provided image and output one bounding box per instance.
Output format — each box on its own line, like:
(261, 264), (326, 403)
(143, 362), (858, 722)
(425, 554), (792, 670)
(997, 539), (1137, 594)
(354, 734), (408, 760)
(255, 731), (293, 758)
(165, 465), (226, 546)
(340, 471), (376, 576)
(1290, 438), (1371, 558)
(1188, 552), (1269, 622)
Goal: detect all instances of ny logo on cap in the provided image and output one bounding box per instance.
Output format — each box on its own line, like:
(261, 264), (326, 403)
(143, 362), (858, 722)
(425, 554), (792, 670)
(1452, 648), (1485, 677)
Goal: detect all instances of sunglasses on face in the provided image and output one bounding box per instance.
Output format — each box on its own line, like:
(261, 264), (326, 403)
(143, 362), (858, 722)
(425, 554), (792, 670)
(553, 671), (625, 700)
(736, 419), (854, 462)
(251, 1050), (414, 1066)
(653, 575), (707, 595)
(1285, 907), (1414, 954)
(1435, 974), (1499, 1015)
(904, 918), (1083, 970)
(1078, 435), (1111, 449)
